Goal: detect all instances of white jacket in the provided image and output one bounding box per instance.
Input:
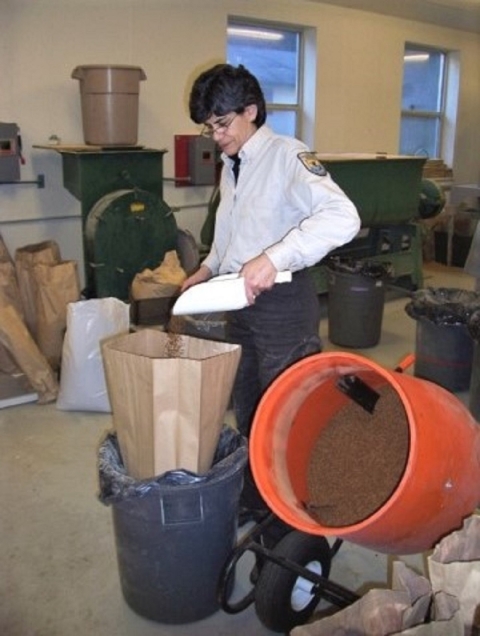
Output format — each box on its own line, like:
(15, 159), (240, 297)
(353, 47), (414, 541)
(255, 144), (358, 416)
(203, 125), (360, 276)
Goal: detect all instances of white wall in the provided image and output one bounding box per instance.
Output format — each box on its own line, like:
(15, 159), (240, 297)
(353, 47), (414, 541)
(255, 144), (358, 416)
(1, 0), (479, 283)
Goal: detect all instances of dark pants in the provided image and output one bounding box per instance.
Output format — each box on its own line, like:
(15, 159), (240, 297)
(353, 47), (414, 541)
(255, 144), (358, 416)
(226, 270), (322, 510)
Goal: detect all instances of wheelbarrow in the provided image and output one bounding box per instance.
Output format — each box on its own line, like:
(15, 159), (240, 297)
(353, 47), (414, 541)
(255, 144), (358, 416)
(218, 510), (359, 632)
(218, 351), (480, 632)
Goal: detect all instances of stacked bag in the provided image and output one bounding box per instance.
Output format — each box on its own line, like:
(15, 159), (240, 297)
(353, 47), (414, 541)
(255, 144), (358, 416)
(0, 236), (80, 403)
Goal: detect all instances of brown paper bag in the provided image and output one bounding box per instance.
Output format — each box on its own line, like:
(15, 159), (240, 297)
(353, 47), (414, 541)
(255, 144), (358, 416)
(392, 592), (463, 635)
(428, 514), (480, 636)
(0, 303), (59, 404)
(0, 338), (19, 375)
(0, 260), (24, 374)
(0, 233), (12, 264)
(14, 240), (61, 338)
(292, 561), (463, 636)
(130, 250), (187, 300)
(0, 261), (24, 315)
(102, 329), (241, 479)
(33, 260), (81, 370)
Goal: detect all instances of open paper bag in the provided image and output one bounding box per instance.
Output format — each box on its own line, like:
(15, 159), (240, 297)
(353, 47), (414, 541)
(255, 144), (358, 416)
(102, 329), (241, 480)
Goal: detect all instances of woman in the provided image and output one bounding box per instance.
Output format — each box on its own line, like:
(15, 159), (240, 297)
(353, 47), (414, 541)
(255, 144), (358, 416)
(182, 63), (360, 519)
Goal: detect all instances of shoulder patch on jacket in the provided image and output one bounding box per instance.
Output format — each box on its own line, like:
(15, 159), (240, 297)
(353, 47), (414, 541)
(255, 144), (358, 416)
(298, 152), (327, 176)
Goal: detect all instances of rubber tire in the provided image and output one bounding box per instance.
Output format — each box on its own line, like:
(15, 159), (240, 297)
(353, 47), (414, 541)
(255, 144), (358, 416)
(254, 531), (332, 633)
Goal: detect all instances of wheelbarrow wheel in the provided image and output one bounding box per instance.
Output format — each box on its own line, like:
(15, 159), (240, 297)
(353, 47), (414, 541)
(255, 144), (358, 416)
(254, 531), (332, 633)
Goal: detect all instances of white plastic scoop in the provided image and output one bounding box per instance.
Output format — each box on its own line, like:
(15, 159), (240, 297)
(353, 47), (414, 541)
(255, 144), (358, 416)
(172, 271), (292, 315)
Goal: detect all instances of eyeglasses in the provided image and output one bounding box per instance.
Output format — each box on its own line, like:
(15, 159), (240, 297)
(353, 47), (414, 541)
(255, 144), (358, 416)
(201, 113), (239, 138)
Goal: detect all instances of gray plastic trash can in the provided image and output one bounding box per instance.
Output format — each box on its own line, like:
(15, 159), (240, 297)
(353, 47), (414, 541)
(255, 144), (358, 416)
(98, 427), (247, 623)
(405, 287), (480, 392)
(327, 258), (388, 348)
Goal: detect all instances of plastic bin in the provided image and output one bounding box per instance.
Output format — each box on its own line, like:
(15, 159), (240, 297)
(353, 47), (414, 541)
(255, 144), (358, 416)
(327, 258), (388, 348)
(405, 288), (480, 392)
(98, 427), (248, 624)
(468, 311), (480, 420)
(71, 65), (146, 146)
(414, 319), (473, 392)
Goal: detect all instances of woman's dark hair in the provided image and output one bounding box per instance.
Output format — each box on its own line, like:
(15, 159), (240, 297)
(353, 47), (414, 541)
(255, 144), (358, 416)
(189, 64), (266, 127)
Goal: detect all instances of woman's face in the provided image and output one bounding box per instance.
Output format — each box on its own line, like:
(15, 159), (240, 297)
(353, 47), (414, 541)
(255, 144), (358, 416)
(204, 104), (258, 156)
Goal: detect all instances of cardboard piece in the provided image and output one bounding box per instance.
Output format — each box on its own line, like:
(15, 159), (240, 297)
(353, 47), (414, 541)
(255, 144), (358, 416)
(102, 329), (241, 479)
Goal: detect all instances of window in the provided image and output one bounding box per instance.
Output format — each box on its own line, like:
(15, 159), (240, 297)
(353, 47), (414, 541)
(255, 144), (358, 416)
(227, 20), (303, 138)
(400, 44), (446, 158)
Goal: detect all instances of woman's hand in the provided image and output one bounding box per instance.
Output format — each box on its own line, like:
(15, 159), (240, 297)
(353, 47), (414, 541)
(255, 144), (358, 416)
(240, 254), (278, 305)
(180, 265), (212, 293)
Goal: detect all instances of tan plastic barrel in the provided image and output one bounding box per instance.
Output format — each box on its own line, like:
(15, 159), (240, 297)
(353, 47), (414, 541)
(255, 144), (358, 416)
(71, 65), (146, 146)
(250, 351), (480, 554)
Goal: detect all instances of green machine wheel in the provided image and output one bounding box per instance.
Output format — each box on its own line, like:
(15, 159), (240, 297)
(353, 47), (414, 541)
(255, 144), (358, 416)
(85, 188), (177, 300)
(418, 178), (446, 219)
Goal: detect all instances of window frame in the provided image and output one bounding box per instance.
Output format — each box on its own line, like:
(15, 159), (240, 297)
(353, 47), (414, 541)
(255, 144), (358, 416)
(400, 43), (448, 159)
(226, 17), (306, 139)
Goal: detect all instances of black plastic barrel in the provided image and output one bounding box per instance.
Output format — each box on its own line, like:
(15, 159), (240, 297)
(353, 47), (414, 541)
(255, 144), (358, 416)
(405, 288), (480, 393)
(469, 343), (480, 420)
(414, 318), (473, 392)
(327, 259), (386, 348)
(468, 311), (480, 420)
(98, 427), (247, 624)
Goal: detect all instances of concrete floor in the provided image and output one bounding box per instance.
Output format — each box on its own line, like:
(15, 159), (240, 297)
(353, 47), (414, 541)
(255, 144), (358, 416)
(0, 261), (476, 636)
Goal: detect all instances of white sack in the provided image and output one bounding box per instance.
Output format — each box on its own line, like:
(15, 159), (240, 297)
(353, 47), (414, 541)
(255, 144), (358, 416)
(57, 298), (130, 412)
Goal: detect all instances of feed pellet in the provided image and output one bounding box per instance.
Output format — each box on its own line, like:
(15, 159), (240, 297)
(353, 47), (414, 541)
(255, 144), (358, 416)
(306, 384), (409, 527)
(165, 315), (185, 358)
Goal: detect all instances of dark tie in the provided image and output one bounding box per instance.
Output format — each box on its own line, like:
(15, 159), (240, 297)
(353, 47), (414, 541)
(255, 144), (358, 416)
(231, 155), (241, 183)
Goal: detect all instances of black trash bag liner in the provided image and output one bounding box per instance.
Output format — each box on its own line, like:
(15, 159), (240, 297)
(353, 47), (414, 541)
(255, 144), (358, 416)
(326, 256), (392, 279)
(405, 287), (480, 326)
(98, 426), (247, 505)
(468, 309), (480, 341)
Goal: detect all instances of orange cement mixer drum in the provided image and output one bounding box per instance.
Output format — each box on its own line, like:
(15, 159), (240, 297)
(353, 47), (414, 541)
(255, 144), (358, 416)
(250, 351), (480, 554)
